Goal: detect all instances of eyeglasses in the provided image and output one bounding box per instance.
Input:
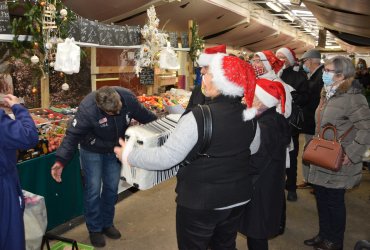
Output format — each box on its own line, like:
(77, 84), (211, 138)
(322, 68), (337, 73)
(251, 59), (267, 64)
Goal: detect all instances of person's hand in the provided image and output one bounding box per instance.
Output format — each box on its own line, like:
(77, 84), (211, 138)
(51, 162), (64, 182)
(114, 138), (126, 162)
(3, 94), (20, 107)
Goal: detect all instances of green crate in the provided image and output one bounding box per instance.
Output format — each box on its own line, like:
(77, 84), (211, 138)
(50, 241), (94, 250)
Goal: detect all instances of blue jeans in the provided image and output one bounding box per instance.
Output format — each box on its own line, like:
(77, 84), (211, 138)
(79, 148), (121, 233)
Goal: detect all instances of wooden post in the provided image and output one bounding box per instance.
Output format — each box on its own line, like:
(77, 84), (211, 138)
(91, 47), (97, 91)
(187, 20), (194, 91)
(40, 74), (49, 108)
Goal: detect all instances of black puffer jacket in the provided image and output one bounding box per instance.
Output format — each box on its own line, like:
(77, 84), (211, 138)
(56, 87), (157, 166)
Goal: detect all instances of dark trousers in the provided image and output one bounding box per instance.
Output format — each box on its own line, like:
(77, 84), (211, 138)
(314, 185), (346, 245)
(286, 134), (299, 192)
(247, 237), (268, 250)
(176, 204), (245, 250)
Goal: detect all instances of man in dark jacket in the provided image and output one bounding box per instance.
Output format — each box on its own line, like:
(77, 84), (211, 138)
(300, 49), (324, 186)
(0, 94), (39, 250)
(51, 86), (156, 247)
(276, 47), (309, 202)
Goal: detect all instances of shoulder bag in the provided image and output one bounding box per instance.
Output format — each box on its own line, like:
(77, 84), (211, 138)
(302, 100), (353, 171)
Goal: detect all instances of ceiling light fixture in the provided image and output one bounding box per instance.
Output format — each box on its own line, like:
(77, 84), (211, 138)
(266, 2), (282, 12)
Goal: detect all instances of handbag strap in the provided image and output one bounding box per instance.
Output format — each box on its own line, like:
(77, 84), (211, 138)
(316, 98), (354, 142)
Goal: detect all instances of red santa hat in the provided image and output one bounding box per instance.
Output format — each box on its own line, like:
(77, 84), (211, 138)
(255, 50), (285, 74)
(255, 78), (286, 114)
(276, 47), (298, 66)
(208, 54), (257, 121)
(197, 44), (227, 67)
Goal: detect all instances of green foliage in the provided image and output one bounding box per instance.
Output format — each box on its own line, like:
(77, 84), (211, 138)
(189, 22), (204, 64)
(8, 1), (76, 61)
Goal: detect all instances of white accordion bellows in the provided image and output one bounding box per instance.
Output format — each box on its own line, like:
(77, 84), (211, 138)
(121, 114), (181, 190)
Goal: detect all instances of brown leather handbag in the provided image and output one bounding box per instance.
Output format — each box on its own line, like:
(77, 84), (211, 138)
(302, 100), (354, 171)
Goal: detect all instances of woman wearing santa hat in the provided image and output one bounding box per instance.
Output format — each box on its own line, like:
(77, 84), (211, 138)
(239, 79), (291, 250)
(115, 54), (260, 249)
(251, 50), (293, 118)
(186, 44), (227, 110)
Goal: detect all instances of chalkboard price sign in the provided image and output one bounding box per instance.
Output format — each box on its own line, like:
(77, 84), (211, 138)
(181, 32), (189, 48)
(67, 20), (80, 41)
(112, 25), (129, 46)
(168, 32), (178, 48)
(79, 18), (99, 44)
(139, 67), (154, 85)
(127, 25), (141, 45)
(98, 23), (115, 46)
(0, 2), (11, 34)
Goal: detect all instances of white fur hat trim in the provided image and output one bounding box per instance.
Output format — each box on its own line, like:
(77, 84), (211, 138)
(256, 52), (272, 72)
(208, 53), (244, 97)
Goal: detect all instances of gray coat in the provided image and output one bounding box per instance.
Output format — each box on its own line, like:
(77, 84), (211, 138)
(304, 79), (370, 189)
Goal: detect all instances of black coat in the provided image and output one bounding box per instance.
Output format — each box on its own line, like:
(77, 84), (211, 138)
(280, 66), (309, 107)
(239, 108), (291, 239)
(185, 85), (206, 111)
(302, 65), (324, 135)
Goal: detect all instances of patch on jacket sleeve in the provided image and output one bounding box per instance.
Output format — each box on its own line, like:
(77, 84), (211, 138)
(72, 118), (77, 127)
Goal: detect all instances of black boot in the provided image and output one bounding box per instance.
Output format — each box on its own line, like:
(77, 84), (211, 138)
(314, 239), (343, 250)
(304, 235), (324, 246)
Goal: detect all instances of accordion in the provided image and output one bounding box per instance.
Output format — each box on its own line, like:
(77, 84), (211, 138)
(121, 114), (182, 190)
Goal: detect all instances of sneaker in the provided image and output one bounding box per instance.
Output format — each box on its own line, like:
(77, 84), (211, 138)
(304, 235), (324, 246)
(297, 182), (312, 189)
(103, 226), (121, 239)
(287, 191), (298, 201)
(89, 232), (105, 248)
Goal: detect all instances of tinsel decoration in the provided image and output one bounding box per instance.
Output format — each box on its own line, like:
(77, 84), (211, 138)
(189, 22), (204, 64)
(134, 6), (168, 77)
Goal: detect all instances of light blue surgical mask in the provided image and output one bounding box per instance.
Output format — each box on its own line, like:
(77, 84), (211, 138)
(302, 64), (310, 74)
(322, 71), (335, 86)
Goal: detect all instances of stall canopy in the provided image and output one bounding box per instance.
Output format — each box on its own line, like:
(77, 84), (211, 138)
(303, 0), (370, 52)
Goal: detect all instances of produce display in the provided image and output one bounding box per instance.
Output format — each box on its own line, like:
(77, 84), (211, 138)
(17, 107), (73, 163)
(137, 88), (191, 114)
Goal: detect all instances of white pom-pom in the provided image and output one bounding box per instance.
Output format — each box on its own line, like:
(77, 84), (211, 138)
(243, 107), (257, 121)
(60, 9), (68, 17)
(31, 55), (39, 64)
(62, 83), (69, 91)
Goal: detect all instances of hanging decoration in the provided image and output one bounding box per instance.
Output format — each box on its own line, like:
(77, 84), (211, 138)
(9, 0), (77, 82)
(134, 5), (169, 76)
(189, 22), (204, 64)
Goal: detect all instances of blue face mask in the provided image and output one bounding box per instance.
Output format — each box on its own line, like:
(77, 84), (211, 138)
(302, 64), (310, 74)
(322, 71), (335, 86)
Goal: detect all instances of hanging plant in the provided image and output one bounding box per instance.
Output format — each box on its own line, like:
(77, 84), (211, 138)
(189, 22), (204, 64)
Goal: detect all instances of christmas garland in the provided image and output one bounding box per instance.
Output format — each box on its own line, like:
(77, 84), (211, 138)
(189, 22), (204, 64)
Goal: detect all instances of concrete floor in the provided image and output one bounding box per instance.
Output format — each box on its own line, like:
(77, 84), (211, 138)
(55, 136), (370, 250)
